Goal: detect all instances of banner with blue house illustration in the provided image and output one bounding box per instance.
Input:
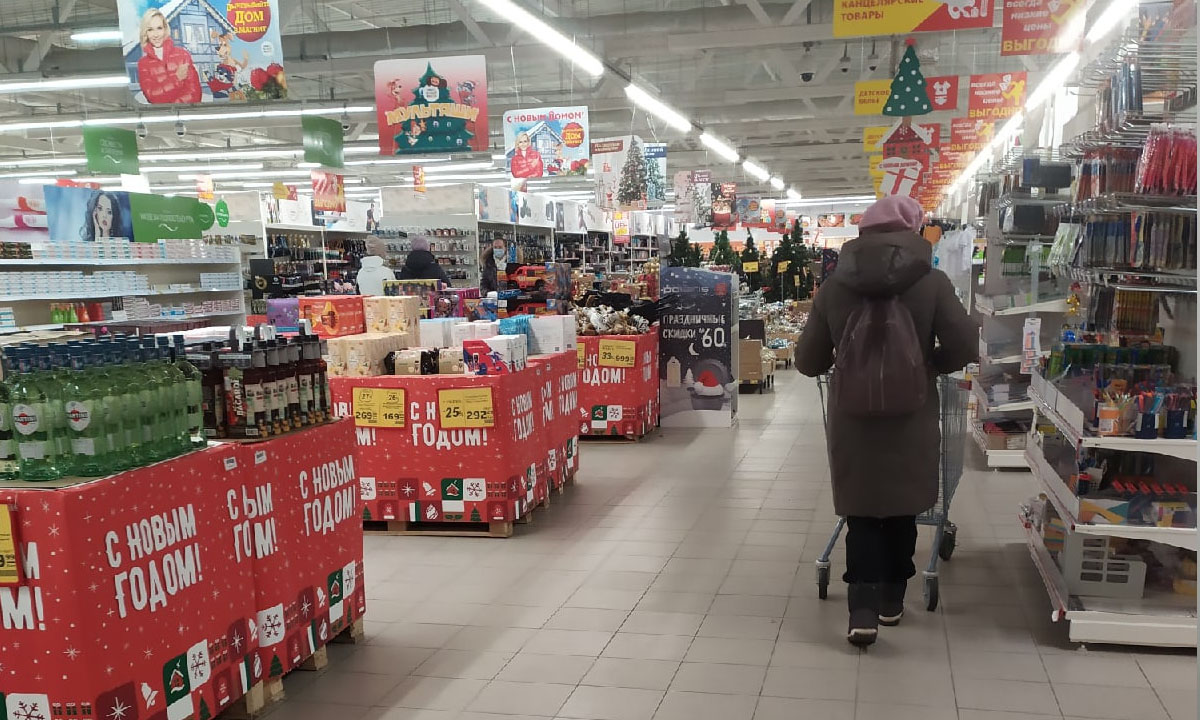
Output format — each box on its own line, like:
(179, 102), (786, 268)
(501, 106), (590, 180)
(117, 0), (287, 104)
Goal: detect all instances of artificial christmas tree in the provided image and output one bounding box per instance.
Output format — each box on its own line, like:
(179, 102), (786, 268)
(707, 230), (739, 268)
(644, 150), (666, 207)
(392, 62), (475, 153)
(617, 139), (648, 207)
(740, 231), (761, 290)
(670, 229), (703, 267)
(883, 41), (933, 118)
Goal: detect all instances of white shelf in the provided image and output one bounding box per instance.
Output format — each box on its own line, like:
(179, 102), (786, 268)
(1030, 386), (1199, 461)
(0, 257), (240, 266)
(970, 419), (1031, 468)
(0, 288), (241, 302)
(1023, 439), (1196, 550)
(972, 381), (1034, 413)
(265, 223), (325, 233)
(978, 298), (1070, 317)
(1020, 512), (1197, 648)
(0, 310), (245, 334)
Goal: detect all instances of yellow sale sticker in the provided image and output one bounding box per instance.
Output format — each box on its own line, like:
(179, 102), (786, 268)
(439, 387), (495, 428)
(577, 345), (586, 369)
(0, 505), (19, 585)
(778, 260), (790, 272)
(598, 339), (637, 368)
(863, 126), (889, 151)
(869, 155), (884, 178)
(854, 80), (892, 115)
(352, 387), (406, 428)
(742, 261), (760, 273)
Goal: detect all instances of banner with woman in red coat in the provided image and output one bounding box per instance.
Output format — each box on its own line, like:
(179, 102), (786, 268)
(118, 0), (287, 104)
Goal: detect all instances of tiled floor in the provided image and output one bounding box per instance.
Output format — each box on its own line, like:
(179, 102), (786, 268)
(280, 370), (1197, 720)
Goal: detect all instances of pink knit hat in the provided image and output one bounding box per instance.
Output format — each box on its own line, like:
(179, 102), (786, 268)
(858, 195), (924, 233)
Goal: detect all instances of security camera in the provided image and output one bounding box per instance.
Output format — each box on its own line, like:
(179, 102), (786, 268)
(341, 119), (352, 132)
(800, 71), (814, 82)
(174, 119), (186, 137)
(868, 63), (878, 72)
(840, 65), (850, 73)
(136, 121), (148, 139)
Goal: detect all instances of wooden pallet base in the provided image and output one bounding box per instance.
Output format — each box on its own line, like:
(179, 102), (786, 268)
(580, 432), (651, 443)
(364, 519), (515, 537)
(224, 677), (284, 719)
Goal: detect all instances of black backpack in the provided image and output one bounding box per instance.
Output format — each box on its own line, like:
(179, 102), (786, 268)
(830, 296), (928, 416)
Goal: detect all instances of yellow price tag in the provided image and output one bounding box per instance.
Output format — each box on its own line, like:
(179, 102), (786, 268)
(439, 387), (495, 428)
(598, 339), (636, 368)
(352, 387), (406, 428)
(743, 261), (759, 273)
(0, 505), (19, 585)
(778, 260), (790, 272)
(577, 345), (586, 369)
(794, 275), (801, 286)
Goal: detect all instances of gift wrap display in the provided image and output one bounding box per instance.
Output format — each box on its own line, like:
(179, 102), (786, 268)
(0, 421), (362, 720)
(576, 332), (660, 438)
(329, 349), (580, 531)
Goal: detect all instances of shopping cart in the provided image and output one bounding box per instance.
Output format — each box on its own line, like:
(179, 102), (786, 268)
(814, 374), (969, 611)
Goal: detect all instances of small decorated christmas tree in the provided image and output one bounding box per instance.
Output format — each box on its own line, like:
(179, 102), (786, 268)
(392, 62), (475, 154)
(669, 229), (691, 267)
(617, 139), (648, 207)
(644, 152), (666, 206)
(770, 221), (801, 300)
(707, 230), (739, 268)
(740, 231), (761, 289)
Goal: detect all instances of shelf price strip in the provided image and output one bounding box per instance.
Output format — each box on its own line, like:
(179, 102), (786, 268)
(598, 339), (637, 368)
(353, 387), (406, 428)
(438, 387), (495, 428)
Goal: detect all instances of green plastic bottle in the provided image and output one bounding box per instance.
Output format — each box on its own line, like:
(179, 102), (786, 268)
(10, 348), (61, 481)
(172, 336), (205, 449)
(62, 346), (111, 476)
(97, 342), (139, 470)
(157, 336), (190, 453)
(0, 350), (17, 481)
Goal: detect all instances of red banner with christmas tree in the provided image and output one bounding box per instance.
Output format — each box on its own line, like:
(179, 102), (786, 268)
(373, 55), (489, 156)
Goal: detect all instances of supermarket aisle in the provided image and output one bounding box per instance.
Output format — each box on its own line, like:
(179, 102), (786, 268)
(282, 370), (1195, 720)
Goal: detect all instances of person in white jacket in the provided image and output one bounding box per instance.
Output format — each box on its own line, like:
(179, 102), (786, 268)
(356, 236), (395, 296)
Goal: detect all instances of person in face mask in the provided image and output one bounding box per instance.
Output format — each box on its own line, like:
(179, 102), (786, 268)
(396, 235), (452, 285)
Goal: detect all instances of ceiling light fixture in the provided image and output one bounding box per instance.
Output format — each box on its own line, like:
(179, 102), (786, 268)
(0, 106), (373, 135)
(786, 189), (803, 202)
(742, 160), (770, 182)
(699, 133), (739, 163)
(142, 162), (265, 173)
(421, 161), (497, 173)
(0, 74), (127, 95)
(769, 177), (786, 191)
(70, 29), (123, 43)
(1025, 52), (1081, 110)
(0, 169), (77, 179)
(625, 84), (693, 133)
(1086, 0), (1137, 41)
(477, 0), (606, 77)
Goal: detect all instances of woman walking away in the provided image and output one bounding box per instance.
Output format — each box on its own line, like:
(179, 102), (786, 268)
(795, 195), (977, 647)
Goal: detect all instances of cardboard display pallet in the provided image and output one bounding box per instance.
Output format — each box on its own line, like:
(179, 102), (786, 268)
(364, 519), (516, 538)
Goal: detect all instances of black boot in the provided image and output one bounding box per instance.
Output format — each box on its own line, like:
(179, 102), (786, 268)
(879, 581), (906, 626)
(846, 583), (880, 646)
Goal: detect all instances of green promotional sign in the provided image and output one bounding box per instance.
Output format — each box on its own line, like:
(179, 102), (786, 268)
(82, 126), (140, 175)
(129, 193), (216, 242)
(215, 199), (230, 227)
(302, 115), (344, 168)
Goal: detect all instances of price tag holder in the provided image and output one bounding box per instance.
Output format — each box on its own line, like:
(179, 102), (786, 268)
(778, 260), (790, 272)
(353, 387), (406, 428)
(743, 261), (759, 273)
(439, 387), (495, 428)
(598, 339), (636, 368)
(0, 504), (21, 585)
(577, 345), (586, 369)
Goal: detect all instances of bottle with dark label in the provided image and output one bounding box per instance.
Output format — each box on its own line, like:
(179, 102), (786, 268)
(284, 340), (303, 430)
(200, 344), (227, 439)
(223, 344), (258, 438)
(264, 340), (287, 435)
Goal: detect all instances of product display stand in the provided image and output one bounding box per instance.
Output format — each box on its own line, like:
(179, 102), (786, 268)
(577, 332), (660, 438)
(374, 224), (479, 284)
(0, 419), (364, 719)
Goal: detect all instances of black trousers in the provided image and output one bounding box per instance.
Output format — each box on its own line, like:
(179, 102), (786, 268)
(843, 515), (918, 584)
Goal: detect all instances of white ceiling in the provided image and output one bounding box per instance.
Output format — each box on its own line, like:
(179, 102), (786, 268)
(0, 0), (1050, 196)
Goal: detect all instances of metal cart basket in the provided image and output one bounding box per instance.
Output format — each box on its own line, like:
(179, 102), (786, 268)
(814, 374), (969, 611)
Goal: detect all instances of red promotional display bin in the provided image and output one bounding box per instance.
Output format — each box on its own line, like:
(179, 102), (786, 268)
(0, 445), (261, 720)
(329, 350), (580, 529)
(577, 332), (659, 438)
(230, 420), (365, 685)
(530, 351), (581, 489)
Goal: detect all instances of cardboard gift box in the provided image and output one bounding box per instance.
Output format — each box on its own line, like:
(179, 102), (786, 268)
(298, 296), (366, 338)
(267, 297), (300, 329)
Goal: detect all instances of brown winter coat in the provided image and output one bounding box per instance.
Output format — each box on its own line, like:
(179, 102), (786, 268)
(796, 230), (978, 518)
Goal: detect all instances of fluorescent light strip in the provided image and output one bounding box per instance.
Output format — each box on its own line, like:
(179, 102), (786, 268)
(1026, 52), (1080, 110)
(70, 30), (122, 42)
(786, 189), (803, 202)
(699, 133), (739, 163)
(742, 159), (770, 182)
(422, 161), (496, 173)
(0, 74), (127, 94)
(625, 84), (693, 133)
(1087, 0), (1137, 41)
(769, 177), (785, 191)
(0, 106), (372, 135)
(345, 157), (452, 166)
(478, 0), (605, 77)
(0, 169), (77, 179)
(142, 163), (264, 173)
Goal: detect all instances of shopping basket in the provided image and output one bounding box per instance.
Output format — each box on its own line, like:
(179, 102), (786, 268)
(813, 373), (969, 611)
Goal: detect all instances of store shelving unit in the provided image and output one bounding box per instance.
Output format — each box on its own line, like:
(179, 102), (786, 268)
(374, 226), (478, 284)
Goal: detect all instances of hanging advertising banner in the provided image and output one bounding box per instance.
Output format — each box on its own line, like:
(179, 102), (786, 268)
(502, 106), (590, 180)
(855, 76), (957, 115)
(833, 0), (995, 38)
(311, 170), (346, 213)
(129, 192), (216, 241)
(711, 182), (736, 230)
(864, 122), (942, 152)
(82, 126), (140, 175)
(949, 117), (995, 152)
(44, 185), (134, 242)
(195, 174), (215, 202)
(302, 115), (344, 168)
(736, 196), (764, 228)
(412, 165), (426, 194)
(868, 155), (884, 178)
(672, 171), (696, 224)
(968, 72), (1027, 119)
(374, 55), (488, 156)
(612, 212), (631, 245)
(117, 0), (286, 104)
(593, 135), (652, 210)
(644, 142), (668, 210)
(1002, 0), (1086, 56)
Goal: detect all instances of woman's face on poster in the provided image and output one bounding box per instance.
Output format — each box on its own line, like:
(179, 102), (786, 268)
(147, 14), (167, 47)
(94, 195), (113, 235)
(516, 134), (531, 151)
